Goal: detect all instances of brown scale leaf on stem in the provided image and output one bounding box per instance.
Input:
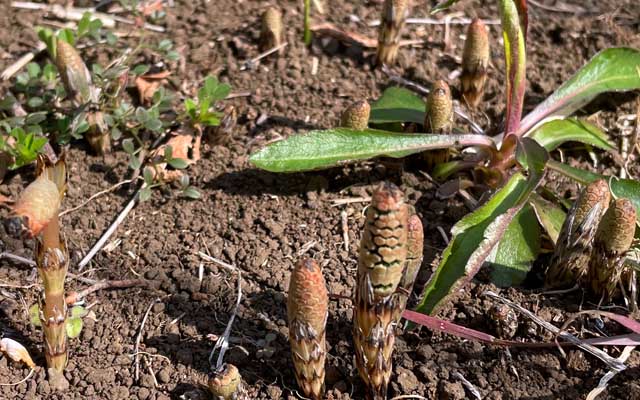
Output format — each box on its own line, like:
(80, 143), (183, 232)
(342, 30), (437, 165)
(354, 182), (409, 400)
(340, 100), (370, 130)
(461, 18), (490, 108)
(287, 258), (328, 400)
(260, 7), (283, 52)
(424, 80), (453, 169)
(208, 363), (248, 400)
(392, 212), (423, 322)
(55, 39), (110, 154)
(588, 198), (637, 302)
(545, 179), (611, 289)
(376, 0), (410, 66)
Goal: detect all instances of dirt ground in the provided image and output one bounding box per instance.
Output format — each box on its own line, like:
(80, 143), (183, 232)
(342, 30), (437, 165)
(1, 0), (640, 399)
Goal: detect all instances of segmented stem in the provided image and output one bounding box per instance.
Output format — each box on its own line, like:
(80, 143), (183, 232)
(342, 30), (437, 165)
(376, 0), (410, 66)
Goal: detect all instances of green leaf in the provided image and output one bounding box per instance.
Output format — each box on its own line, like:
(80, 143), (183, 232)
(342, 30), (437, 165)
(129, 154), (141, 170)
(57, 28), (75, 46)
(29, 304), (41, 327)
(430, 0), (462, 14)
(70, 305), (87, 318)
(199, 76), (231, 102)
(26, 62), (40, 79)
(249, 128), (496, 173)
(158, 39), (172, 51)
(163, 145), (173, 160)
(486, 204), (540, 287)
(416, 147), (547, 315)
(66, 317), (83, 339)
(519, 48), (640, 136)
(370, 87), (425, 125)
(139, 186), (152, 202)
(168, 157), (189, 169)
(529, 193), (565, 244)
(182, 186), (201, 199)
(77, 12), (92, 37)
(143, 166), (154, 184)
(122, 138), (135, 154)
(132, 64), (150, 76)
(27, 97), (43, 108)
(37, 27), (56, 57)
(530, 118), (615, 151)
(547, 159), (640, 218)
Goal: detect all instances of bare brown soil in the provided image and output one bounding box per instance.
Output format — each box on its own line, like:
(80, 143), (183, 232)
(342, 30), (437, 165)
(1, 1), (640, 399)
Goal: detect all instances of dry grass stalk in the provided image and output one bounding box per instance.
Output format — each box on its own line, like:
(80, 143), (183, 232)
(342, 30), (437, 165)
(14, 155), (68, 371)
(55, 39), (109, 154)
(287, 258), (328, 400)
(376, 0), (410, 66)
(208, 363), (247, 400)
(588, 198), (637, 302)
(340, 100), (371, 130)
(354, 183), (409, 399)
(545, 179), (610, 289)
(260, 7), (283, 52)
(460, 18), (490, 108)
(424, 80), (453, 169)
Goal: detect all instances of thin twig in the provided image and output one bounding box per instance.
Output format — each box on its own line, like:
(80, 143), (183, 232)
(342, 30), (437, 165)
(484, 291), (627, 372)
(241, 42), (289, 70)
(77, 185), (141, 270)
(340, 210), (349, 252)
(66, 279), (150, 304)
(330, 196), (371, 206)
(209, 268), (242, 372)
(586, 346), (635, 400)
(1, 42), (46, 80)
(198, 252), (237, 273)
(452, 372), (482, 400)
(59, 179), (134, 217)
(368, 17), (501, 27)
(0, 252), (35, 267)
(134, 298), (159, 382)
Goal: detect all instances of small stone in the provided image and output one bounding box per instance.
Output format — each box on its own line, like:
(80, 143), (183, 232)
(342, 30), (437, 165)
(158, 367), (171, 384)
(439, 381), (466, 400)
(138, 387), (150, 400)
(47, 368), (70, 392)
(396, 367), (419, 393)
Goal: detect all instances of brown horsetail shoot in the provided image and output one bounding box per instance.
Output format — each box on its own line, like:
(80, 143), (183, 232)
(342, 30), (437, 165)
(545, 179), (611, 289)
(341, 100), (371, 130)
(287, 258), (328, 400)
(461, 18), (490, 108)
(208, 363), (248, 400)
(354, 182), (410, 399)
(376, 0), (410, 66)
(260, 7), (284, 53)
(424, 80), (454, 169)
(588, 198), (637, 302)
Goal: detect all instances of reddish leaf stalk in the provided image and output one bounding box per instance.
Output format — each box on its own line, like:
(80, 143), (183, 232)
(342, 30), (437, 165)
(287, 258), (328, 400)
(354, 183), (409, 399)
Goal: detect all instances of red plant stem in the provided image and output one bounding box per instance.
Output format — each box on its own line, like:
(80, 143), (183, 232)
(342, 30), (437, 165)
(65, 279), (151, 305)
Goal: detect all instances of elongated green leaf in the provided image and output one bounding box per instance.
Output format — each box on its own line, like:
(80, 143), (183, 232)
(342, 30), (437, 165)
(370, 87), (425, 125)
(487, 204), (540, 287)
(530, 118), (614, 151)
(548, 159), (640, 218)
(530, 193), (566, 244)
(416, 138), (547, 315)
(519, 48), (640, 135)
(499, 0), (527, 135)
(430, 0), (462, 14)
(249, 128), (495, 172)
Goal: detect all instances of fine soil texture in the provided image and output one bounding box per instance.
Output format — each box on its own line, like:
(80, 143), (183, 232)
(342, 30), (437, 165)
(1, 1), (640, 399)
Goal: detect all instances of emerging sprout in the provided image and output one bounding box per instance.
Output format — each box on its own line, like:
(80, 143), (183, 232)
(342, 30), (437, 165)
(287, 258), (328, 400)
(55, 39), (110, 154)
(260, 7), (283, 52)
(14, 155), (69, 372)
(354, 182), (409, 399)
(588, 198), (637, 302)
(461, 18), (490, 108)
(208, 363), (247, 400)
(545, 179), (611, 289)
(424, 80), (454, 168)
(376, 0), (410, 66)
(340, 100), (371, 130)
(489, 304), (518, 339)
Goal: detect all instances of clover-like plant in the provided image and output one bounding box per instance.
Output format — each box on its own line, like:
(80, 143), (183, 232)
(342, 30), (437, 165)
(249, 1), (640, 316)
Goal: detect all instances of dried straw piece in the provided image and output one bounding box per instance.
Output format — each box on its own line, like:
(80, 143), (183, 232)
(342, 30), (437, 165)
(287, 258), (328, 400)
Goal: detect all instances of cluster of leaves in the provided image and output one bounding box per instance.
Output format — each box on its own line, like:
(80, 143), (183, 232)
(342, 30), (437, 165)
(250, 0), (640, 315)
(184, 76), (231, 129)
